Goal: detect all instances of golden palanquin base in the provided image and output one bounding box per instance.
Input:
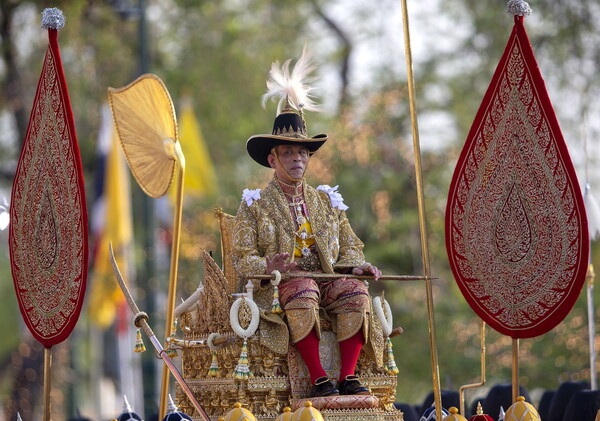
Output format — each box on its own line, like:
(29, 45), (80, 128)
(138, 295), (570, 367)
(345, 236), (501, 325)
(173, 245), (404, 420)
(174, 335), (404, 421)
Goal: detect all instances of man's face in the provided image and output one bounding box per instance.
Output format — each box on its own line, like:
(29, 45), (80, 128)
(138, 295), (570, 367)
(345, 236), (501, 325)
(268, 144), (309, 181)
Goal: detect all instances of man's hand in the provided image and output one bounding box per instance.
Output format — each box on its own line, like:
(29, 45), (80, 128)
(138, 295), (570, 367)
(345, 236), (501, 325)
(352, 264), (382, 280)
(266, 253), (298, 274)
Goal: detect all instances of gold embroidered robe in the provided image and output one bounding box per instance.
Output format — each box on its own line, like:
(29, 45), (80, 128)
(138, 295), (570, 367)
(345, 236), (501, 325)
(232, 178), (385, 365)
(234, 178), (367, 279)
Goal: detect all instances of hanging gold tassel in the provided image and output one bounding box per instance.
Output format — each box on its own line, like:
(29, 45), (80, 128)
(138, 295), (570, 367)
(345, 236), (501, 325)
(134, 329), (146, 353)
(271, 284), (283, 313)
(234, 339), (252, 380)
(208, 350), (220, 377)
(270, 270), (283, 313)
(207, 332), (221, 377)
(384, 337), (399, 375)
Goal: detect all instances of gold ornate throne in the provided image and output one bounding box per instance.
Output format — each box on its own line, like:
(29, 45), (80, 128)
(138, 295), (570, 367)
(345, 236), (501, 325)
(172, 208), (404, 421)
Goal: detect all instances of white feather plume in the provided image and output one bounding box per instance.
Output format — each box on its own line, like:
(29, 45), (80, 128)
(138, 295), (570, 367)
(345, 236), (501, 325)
(261, 46), (321, 115)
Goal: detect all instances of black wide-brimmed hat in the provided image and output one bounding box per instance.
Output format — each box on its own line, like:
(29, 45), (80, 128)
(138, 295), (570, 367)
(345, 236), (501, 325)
(246, 106), (327, 167)
(247, 47), (327, 167)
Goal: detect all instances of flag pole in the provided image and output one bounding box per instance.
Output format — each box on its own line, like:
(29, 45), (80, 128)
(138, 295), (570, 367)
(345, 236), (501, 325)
(159, 140), (186, 419)
(399, 0), (443, 419)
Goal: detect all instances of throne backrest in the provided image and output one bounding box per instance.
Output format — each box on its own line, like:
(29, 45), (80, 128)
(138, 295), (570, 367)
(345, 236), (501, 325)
(213, 207), (239, 294)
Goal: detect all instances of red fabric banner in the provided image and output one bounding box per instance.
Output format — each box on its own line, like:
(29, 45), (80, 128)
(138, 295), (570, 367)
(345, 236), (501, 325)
(445, 17), (588, 339)
(9, 28), (88, 348)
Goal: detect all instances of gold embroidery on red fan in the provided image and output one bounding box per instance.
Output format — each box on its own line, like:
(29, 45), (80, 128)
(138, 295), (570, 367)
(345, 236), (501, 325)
(9, 28), (87, 348)
(445, 17), (588, 338)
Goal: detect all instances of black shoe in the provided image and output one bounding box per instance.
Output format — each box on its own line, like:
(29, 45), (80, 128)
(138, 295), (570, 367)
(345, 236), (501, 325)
(338, 375), (370, 395)
(311, 376), (340, 397)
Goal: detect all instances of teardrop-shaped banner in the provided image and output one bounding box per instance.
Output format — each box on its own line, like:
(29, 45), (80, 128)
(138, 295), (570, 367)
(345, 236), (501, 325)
(9, 27), (88, 348)
(445, 16), (588, 339)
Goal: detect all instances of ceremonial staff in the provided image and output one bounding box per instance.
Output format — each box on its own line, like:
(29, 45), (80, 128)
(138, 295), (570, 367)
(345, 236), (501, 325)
(398, 0), (443, 419)
(9, 9), (88, 421)
(248, 273), (434, 281)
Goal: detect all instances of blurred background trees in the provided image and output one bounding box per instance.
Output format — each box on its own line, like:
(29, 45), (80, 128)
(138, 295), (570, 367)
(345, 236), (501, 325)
(1, 0), (600, 419)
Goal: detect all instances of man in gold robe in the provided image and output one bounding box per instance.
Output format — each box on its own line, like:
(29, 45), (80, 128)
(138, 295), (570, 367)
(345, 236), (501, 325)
(233, 98), (381, 397)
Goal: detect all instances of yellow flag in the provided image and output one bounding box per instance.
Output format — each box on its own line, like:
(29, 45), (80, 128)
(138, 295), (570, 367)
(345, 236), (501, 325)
(89, 105), (133, 328)
(175, 96), (217, 198)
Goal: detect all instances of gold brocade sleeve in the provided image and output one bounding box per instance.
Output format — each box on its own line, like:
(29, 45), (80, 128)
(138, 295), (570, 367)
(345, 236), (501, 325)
(233, 181), (368, 280)
(233, 199), (267, 280)
(333, 209), (367, 270)
(308, 189), (366, 271)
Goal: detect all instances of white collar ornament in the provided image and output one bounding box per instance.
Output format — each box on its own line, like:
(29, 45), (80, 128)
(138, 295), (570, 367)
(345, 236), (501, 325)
(242, 188), (261, 206)
(317, 185), (349, 211)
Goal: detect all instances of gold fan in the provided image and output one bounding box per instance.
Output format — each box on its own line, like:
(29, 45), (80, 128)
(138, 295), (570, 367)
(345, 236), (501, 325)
(108, 74), (186, 419)
(108, 74), (179, 198)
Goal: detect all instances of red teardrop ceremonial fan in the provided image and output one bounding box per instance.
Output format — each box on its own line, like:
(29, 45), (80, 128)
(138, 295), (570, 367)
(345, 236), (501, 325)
(9, 9), (88, 420)
(9, 8), (88, 349)
(445, 7), (588, 339)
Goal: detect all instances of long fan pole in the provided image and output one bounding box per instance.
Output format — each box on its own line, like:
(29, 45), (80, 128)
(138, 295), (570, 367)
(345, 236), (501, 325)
(583, 117), (598, 390)
(159, 140), (186, 419)
(399, 0), (443, 419)
(43, 347), (52, 421)
(587, 263), (597, 389)
(512, 338), (519, 403)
